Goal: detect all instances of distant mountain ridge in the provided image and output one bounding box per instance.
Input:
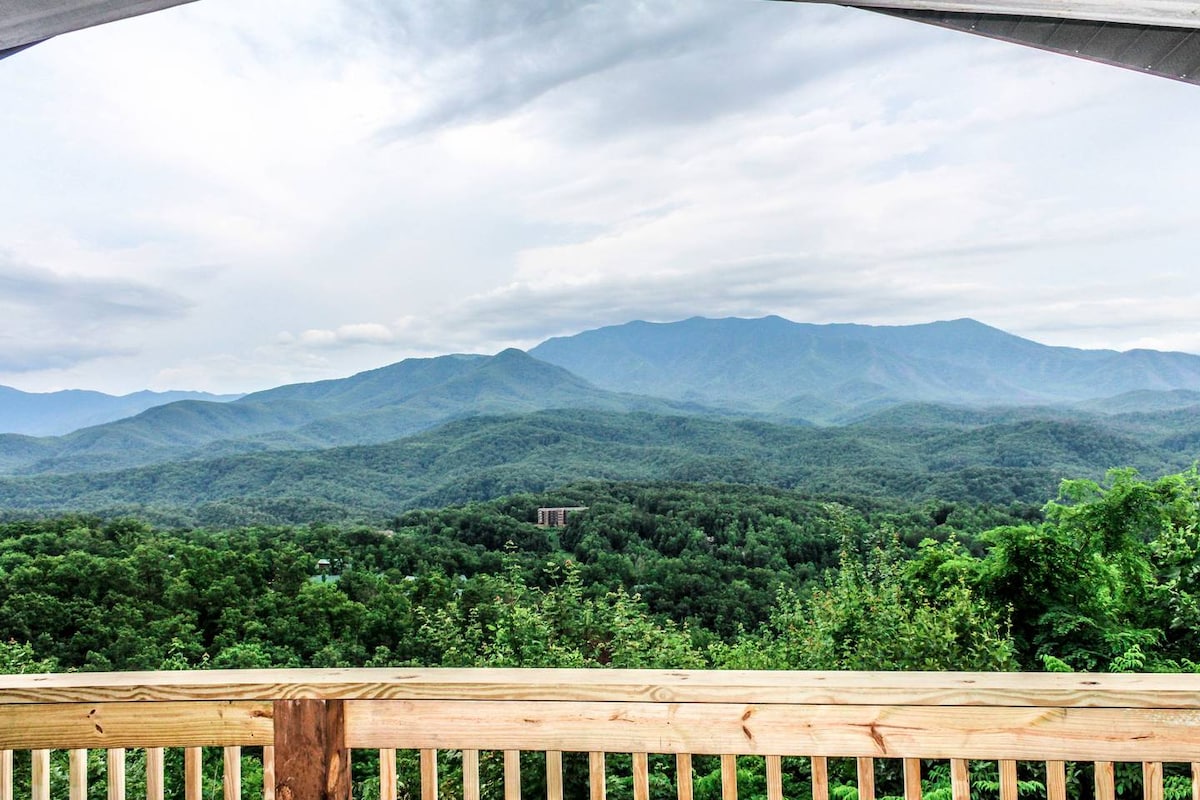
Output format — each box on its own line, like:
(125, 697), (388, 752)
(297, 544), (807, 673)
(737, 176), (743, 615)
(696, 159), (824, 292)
(529, 316), (1200, 420)
(0, 386), (242, 437)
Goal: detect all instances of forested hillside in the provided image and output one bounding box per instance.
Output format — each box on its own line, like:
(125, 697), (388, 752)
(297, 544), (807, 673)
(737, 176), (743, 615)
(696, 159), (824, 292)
(1, 406), (1195, 526)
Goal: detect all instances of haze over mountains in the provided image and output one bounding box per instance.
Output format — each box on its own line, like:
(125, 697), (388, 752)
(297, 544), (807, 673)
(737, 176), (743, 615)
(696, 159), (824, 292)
(1, 316), (1198, 523)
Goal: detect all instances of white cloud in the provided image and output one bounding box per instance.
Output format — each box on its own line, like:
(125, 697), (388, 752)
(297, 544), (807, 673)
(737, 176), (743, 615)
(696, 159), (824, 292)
(0, 0), (1198, 393)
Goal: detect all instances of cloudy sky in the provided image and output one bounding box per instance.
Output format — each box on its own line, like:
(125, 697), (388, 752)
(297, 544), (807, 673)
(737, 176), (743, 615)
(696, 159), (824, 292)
(2, 0), (1198, 395)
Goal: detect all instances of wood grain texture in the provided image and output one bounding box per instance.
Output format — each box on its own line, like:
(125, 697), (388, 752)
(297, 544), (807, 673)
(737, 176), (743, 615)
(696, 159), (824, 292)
(505, 750), (522, 800)
(676, 753), (693, 800)
(858, 757), (875, 800)
(1096, 761), (1115, 800)
(721, 754), (738, 800)
(0, 750), (10, 800)
(950, 758), (968, 800)
(274, 699), (348, 800)
(380, 749), (397, 800)
(547, 750), (564, 800)
(998, 760), (1017, 800)
(1046, 761), (1066, 800)
(634, 753), (650, 800)
(108, 748), (125, 800)
(811, 756), (828, 800)
(263, 746), (276, 800)
(464, 750), (480, 800)
(70, 749), (88, 800)
(0, 701), (271, 748)
(766, 755), (783, 800)
(5, 669), (1200, 708)
(903, 758), (922, 800)
(223, 746), (240, 800)
(184, 748), (201, 800)
(145, 748), (163, 800)
(32, 749), (49, 800)
(342, 699), (1200, 760)
(589, 752), (605, 800)
(421, 749), (438, 800)
(1144, 762), (1163, 800)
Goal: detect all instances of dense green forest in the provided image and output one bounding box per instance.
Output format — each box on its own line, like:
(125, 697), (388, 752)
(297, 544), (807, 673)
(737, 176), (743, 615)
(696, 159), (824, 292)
(3, 468), (1200, 800)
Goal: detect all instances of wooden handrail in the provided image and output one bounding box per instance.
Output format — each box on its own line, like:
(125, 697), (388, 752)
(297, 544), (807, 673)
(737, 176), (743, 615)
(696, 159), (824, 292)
(1, 669), (1199, 800)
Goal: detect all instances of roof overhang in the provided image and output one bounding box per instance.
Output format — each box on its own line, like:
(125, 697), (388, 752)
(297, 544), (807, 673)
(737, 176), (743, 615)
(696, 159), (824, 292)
(778, 0), (1200, 84)
(0, 0), (197, 58)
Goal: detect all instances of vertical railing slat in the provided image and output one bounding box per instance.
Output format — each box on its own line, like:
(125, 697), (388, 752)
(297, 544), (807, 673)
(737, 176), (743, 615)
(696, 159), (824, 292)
(505, 750), (522, 800)
(1191, 763), (1200, 800)
(70, 749), (88, 800)
(721, 754), (738, 800)
(463, 750), (481, 800)
(633, 753), (650, 800)
(589, 753), (606, 800)
(1144, 762), (1164, 800)
(546, 751), (564, 800)
(676, 753), (693, 800)
(950, 759), (969, 800)
(379, 749), (397, 800)
(263, 746), (276, 800)
(766, 756), (783, 800)
(1046, 761), (1066, 800)
(421, 749), (439, 800)
(108, 748), (126, 800)
(858, 758), (876, 800)
(1096, 761), (1115, 800)
(146, 748), (164, 800)
(0, 750), (10, 800)
(184, 748), (203, 800)
(811, 757), (829, 800)
(32, 750), (50, 800)
(223, 746), (241, 800)
(904, 759), (922, 800)
(999, 760), (1017, 800)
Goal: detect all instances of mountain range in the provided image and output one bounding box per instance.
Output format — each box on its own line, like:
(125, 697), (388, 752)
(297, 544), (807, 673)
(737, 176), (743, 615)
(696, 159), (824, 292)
(1, 316), (1198, 522)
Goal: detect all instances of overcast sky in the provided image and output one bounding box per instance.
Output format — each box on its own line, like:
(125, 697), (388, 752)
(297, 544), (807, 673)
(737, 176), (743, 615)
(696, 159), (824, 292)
(2, 0), (1198, 395)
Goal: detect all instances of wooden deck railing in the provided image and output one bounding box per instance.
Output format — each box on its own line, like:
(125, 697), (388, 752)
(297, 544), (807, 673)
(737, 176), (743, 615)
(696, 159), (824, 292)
(2, 669), (1199, 800)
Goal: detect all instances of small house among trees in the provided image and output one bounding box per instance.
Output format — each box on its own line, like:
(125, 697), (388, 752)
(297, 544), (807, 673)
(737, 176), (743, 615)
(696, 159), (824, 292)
(537, 506), (588, 527)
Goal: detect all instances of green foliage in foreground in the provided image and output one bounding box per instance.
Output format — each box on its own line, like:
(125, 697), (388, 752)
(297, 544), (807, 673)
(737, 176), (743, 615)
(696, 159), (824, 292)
(3, 469), (1200, 799)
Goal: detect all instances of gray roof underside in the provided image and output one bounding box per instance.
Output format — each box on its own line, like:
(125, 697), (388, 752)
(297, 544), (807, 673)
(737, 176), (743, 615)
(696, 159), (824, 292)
(3, 0), (1200, 85)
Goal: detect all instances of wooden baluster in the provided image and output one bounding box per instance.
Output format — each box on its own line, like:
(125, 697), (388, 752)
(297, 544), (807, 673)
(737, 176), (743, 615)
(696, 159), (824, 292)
(858, 758), (876, 800)
(589, 753), (606, 800)
(1191, 763), (1200, 800)
(904, 759), (922, 800)
(950, 760), (969, 800)
(766, 756), (783, 800)
(1095, 762), (1115, 800)
(108, 748), (127, 800)
(421, 750), (438, 800)
(224, 747), (242, 800)
(1144, 762), (1164, 800)
(463, 750), (480, 800)
(721, 755), (738, 800)
(633, 753), (650, 800)
(185, 748), (203, 800)
(676, 755), (693, 800)
(274, 699), (350, 800)
(811, 757), (829, 800)
(379, 749), (397, 800)
(504, 751), (522, 800)
(263, 747), (276, 800)
(70, 749), (88, 800)
(546, 751), (564, 800)
(1, 750), (10, 800)
(1046, 761), (1066, 800)
(32, 750), (50, 800)
(146, 748), (164, 800)
(998, 761), (1017, 800)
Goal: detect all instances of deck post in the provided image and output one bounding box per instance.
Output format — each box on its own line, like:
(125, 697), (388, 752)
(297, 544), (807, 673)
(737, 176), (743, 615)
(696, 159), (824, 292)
(274, 699), (351, 800)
